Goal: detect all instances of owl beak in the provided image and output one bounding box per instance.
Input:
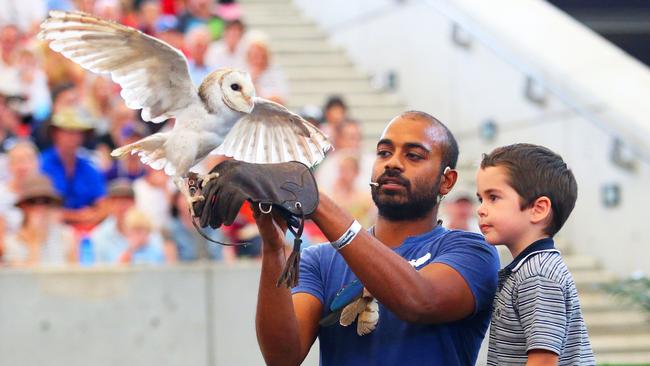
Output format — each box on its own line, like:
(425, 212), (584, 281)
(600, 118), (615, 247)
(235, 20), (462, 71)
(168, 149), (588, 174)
(243, 95), (254, 113)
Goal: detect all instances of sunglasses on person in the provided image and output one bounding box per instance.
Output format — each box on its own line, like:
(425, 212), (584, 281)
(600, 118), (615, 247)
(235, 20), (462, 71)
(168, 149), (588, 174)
(20, 197), (59, 206)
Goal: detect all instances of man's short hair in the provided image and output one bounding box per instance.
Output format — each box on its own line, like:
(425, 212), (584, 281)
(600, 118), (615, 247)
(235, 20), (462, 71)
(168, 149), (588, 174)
(399, 111), (459, 172)
(480, 143), (578, 236)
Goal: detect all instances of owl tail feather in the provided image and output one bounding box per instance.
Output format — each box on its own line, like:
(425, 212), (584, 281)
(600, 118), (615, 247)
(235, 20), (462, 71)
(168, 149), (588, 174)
(111, 132), (173, 173)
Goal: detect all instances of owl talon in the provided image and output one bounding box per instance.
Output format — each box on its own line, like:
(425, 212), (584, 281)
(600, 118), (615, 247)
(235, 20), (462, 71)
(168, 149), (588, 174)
(200, 172), (220, 188)
(187, 195), (205, 217)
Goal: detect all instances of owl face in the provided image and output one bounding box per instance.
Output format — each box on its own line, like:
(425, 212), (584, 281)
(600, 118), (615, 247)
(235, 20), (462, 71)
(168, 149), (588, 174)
(219, 70), (255, 113)
(200, 69), (255, 114)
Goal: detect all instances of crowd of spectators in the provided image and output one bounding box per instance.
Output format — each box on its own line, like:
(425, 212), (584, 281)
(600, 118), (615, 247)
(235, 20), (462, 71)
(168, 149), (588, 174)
(0, 0), (471, 268)
(0, 0), (355, 267)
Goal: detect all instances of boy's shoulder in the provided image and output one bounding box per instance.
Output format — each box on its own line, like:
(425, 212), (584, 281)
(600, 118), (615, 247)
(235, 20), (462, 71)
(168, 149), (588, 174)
(510, 250), (574, 290)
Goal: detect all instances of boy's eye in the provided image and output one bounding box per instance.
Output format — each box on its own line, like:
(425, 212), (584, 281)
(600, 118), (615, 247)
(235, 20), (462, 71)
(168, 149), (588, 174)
(489, 195), (499, 202)
(477, 196), (483, 203)
(377, 150), (391, 158)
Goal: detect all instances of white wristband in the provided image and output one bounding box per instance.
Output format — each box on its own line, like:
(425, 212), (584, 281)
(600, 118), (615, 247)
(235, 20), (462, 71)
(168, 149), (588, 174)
(330, 220), (362, 251)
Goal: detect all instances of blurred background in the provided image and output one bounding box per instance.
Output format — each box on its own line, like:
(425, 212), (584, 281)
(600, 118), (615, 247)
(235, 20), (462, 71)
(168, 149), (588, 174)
(0, 0), (649, 365)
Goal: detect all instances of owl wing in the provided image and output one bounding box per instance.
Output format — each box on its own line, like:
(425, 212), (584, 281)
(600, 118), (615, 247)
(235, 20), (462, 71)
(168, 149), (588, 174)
(38, 10), (201, 123)
(214, 98), (332, 167)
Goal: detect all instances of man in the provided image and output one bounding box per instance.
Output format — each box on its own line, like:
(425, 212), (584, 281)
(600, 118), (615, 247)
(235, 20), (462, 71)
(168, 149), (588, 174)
(40, 108), (106, 229)
(253, 111), (500, 365)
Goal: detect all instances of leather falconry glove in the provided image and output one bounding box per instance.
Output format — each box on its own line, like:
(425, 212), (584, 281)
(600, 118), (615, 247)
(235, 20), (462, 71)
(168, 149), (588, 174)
(193, 160), (319, 288)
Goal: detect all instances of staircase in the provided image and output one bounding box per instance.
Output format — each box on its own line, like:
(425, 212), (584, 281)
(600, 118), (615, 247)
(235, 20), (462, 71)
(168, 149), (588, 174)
(240, 0), (650, 363)
(240, 0), (406, 144)
(563, 252), (650, 364)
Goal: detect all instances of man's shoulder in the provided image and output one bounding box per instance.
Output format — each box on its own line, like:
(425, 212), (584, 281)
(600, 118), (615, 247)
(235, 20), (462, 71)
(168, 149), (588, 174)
(438, 229), (498, 255)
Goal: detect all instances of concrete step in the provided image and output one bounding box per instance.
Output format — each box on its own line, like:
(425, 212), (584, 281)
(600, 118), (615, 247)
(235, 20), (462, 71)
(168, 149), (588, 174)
(275, 53), (352, 66)
(591, 333), (650, 353)
(285, 67), (368, 81)
(563, 255), (601, 271)
(572, 270), (618, 292)
(267, 40), (339, 53)
(290, 80), (377, 94)
(240, 4), (302, 17)
(578, 292), (627, 312)
(244, 27), (325, 41)
(596, 351), (650, 364)
(584, 310), (650, 335)
(243, 14), (313, 26)
(288, 93), (403, 108)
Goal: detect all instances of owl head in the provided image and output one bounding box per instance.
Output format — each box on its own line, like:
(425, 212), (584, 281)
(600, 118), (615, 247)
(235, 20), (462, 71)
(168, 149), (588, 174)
(199, 68), (255, 114)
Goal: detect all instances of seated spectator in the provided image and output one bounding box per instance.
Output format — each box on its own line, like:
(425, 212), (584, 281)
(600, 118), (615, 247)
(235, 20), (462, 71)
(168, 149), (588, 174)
(315, 119), (374, 193)
(185, 25), (213, 85)
(320, 95), (348, 140)
(137, 0), (178, 37)
(0, 94), (22, 150)
(91, 180), (172, 264)
(205, 19), (246, 70)
(0, 139), (40, 233)
(328, 154), (375, 228)
(245, 32), (289, 104)
(166, 190), (225, 261)
(102, 124), (147, 183)
(33, 82), (82, 150)
(441, 190), (480, 233)
(40, 108), (106, 229)
(176, 0), (225, 40)
(82, 75), (115, 135)
(110, 207), (171, 264)
(3, 174), (76, 266)
(134, 165), (173, 230)
(94, 100), (139, 174)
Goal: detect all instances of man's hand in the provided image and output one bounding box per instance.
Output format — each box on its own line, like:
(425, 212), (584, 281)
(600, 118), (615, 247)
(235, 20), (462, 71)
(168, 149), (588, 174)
(194, 160), (319, 229)
(195, 160), (319, 287)
(253, 206), (288, 253)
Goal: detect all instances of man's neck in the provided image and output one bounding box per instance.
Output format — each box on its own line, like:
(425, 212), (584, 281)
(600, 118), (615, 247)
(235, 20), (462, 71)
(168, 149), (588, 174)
(55, 147), (77, 175)
(374, 210), (438, 248)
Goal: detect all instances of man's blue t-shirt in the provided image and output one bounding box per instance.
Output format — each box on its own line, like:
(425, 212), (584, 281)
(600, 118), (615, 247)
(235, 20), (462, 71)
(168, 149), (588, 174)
(40, 148), (107, 209)
(292, 225), (499, 366)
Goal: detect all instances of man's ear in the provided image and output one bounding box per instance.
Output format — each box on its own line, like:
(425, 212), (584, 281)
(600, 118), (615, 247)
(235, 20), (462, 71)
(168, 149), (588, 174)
(438, 167), (458, 196)
(530, 196), (552, 225)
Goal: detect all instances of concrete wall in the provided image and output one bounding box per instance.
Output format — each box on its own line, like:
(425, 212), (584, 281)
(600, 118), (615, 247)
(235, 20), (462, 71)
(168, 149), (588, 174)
(0, 264), (319, 366)
(293, 0), (650, 275)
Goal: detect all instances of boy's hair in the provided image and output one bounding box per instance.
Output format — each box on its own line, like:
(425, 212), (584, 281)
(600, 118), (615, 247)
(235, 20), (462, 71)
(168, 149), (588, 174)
(480, 143), (577, 236)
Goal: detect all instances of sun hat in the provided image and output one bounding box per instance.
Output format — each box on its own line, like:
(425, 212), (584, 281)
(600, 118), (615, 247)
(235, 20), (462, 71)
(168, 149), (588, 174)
(15, 174), (63, 207)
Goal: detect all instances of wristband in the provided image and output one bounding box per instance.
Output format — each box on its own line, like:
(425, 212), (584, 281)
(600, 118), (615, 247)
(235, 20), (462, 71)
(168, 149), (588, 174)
(330, 220), (362, 251)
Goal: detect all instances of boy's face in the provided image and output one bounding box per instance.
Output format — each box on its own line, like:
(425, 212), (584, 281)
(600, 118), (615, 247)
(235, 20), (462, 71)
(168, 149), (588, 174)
(475, 166), (531, 247)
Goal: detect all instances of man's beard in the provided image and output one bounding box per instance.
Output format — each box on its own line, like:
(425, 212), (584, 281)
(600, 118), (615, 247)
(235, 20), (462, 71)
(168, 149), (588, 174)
(371, 169), (441, 221)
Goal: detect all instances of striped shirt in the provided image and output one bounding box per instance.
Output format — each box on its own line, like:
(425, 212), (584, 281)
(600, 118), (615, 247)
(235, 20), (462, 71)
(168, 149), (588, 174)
(487, 238), (595, 365)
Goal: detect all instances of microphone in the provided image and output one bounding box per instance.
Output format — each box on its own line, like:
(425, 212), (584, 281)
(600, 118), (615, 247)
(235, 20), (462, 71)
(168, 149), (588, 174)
(369, 182), (379, 187)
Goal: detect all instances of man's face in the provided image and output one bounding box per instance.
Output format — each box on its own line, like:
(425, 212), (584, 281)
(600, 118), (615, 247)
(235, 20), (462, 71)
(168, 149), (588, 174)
(475, 166), (530, 247)
(370, 117), (445, 221)
(53, 128), (84, 154)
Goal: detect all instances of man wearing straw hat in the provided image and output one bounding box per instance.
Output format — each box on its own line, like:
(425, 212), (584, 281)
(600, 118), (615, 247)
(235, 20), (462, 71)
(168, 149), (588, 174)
(40, 108), (106, 229)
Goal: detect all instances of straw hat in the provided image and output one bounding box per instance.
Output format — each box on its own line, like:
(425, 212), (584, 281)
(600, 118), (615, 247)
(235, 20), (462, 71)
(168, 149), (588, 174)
(107, 179), (135, 199)
(50, 108), (94, 131)
(15, 174), (63, 207)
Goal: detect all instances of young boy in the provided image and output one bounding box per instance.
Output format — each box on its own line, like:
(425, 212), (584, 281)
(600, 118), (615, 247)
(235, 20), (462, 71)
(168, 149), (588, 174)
(476, 143), (595, 365)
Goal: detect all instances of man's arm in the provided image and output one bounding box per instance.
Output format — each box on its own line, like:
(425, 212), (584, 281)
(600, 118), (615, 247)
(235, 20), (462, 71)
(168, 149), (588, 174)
(312, 194), (476, 324)
(255, 212), (321, 366)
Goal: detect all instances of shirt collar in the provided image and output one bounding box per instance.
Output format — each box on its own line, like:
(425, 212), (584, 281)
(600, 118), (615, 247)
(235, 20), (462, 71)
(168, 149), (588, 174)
(497, 237), (558, 291)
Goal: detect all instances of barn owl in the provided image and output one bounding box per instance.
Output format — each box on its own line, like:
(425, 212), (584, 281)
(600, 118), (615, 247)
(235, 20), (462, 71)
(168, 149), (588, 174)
(38, 11), (331, 213)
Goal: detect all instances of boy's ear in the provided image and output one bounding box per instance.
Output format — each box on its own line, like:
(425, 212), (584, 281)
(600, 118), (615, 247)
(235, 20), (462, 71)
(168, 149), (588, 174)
(529, 196), (552, 225)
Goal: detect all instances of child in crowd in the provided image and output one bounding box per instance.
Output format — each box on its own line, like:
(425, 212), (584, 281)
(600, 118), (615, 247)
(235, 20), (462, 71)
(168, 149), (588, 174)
(476, 143), (594, 365)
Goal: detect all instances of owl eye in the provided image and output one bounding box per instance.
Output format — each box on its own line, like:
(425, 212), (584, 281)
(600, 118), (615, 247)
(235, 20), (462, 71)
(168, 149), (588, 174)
(230, 83), (241, 91)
